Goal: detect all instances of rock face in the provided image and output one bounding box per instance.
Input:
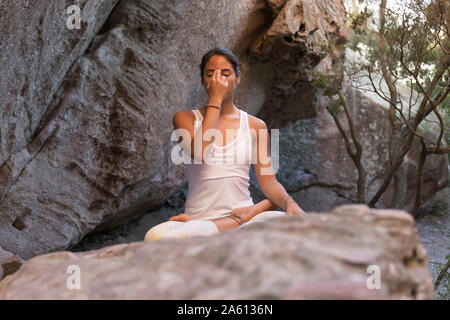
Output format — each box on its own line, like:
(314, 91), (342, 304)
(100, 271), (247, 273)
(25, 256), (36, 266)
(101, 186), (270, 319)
(0, 247), (23, 281)
(0, 0), (119, 167)
(250, 0), (350, 124)
(0, 0), (121, 258)
(0, 205), (434, 299)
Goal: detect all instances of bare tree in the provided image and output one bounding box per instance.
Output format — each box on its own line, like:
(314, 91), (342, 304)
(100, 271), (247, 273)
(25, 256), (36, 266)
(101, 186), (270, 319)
(313, 0), (450, 215)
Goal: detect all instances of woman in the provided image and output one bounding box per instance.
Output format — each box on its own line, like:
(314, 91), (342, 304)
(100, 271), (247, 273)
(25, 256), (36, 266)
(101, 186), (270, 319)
(144, 47), (305, 241)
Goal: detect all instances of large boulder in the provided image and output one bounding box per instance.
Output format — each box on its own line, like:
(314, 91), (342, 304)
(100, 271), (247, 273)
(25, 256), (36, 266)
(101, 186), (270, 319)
(0, 0), (349, 260)
(0, 0), (120, 258)
(0, 205), (434, 299)
(247, 0), (350, 122)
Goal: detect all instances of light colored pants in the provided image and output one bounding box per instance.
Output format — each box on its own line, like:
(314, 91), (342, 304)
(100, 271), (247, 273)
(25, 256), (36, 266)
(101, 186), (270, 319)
(144, 211), (286, 241)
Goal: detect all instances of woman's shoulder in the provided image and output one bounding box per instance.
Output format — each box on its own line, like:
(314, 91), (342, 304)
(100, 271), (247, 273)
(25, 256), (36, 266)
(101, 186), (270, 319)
(172, 109), (196, 130)
(247, 113), (267, 130)
(174, 108), (196, 116)
(173, 109), (198, 121)
(247, 113), (268, 142)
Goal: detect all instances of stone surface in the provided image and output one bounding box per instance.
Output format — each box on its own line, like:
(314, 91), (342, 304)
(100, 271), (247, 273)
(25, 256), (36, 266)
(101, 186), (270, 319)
(70, 199), (175, 252)
(0, 0), (119, 167)
(0, 205), (434, 299)
(0, 0), (120, 258)
(0, 247), (23, 281)
(250, 0), (350, 124)
(415, 186), (450, 299)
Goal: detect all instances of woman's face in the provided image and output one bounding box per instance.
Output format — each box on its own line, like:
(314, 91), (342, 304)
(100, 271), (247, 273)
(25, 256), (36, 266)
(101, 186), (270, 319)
(202, 54), (240, 98)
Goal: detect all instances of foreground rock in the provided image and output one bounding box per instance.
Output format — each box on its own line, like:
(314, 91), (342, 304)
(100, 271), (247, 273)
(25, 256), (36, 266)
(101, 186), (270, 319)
(0, 205), (434, 299)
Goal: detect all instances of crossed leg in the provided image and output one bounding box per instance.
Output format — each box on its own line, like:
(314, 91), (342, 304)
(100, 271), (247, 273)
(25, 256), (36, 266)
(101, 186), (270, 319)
(144, 210), (286, 241)
(239, 210), (286, 227)
(144, 219), (219, 241)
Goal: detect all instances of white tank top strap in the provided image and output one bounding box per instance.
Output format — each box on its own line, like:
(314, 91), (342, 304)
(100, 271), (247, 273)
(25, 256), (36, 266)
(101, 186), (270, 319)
(192, 109), (203, 121)
(242, 109), (250, 136)
(246, 110), (252, 143)
(191, 109), (203, 133)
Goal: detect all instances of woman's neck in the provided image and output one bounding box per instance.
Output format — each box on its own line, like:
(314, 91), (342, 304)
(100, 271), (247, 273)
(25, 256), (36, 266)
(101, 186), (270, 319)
(219, 97), (238, 116)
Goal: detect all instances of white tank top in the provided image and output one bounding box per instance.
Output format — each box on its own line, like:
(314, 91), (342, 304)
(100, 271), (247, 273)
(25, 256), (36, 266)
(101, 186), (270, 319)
(182, 108), (254, 220)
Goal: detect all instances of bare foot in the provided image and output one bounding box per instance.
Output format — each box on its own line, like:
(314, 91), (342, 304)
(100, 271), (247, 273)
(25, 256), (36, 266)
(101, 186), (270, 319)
(169, 213), (194, 222)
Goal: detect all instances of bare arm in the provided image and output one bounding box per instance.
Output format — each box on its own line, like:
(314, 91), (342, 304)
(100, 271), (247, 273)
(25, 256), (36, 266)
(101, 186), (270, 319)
(252, 119), (306, 215)
(191, 104), (220, 163)
(173, 69), (229, 163)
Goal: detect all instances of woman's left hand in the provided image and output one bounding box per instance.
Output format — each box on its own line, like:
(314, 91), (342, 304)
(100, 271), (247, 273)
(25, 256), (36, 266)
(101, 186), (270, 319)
(169, 213), (194, 222)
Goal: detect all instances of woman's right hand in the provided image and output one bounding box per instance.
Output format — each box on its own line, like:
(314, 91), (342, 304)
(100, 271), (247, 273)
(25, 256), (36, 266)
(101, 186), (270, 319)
(169, 213), (194, 222)
(205, 69), (229, 104)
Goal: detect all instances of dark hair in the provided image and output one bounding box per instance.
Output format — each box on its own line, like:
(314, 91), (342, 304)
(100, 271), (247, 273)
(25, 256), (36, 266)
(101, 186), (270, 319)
(199, 47), (241, 79)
